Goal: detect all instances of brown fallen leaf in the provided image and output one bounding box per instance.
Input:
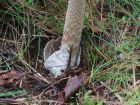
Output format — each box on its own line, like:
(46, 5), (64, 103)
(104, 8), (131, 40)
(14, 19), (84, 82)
(0, 70), (9, 74)
(57, 73), (87, 105)
(0, 70), (17, 79)
(0, 70), (25, 86)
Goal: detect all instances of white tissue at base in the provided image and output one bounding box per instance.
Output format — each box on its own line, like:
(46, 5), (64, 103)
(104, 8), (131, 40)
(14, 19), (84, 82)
(44, 47), (69, 77)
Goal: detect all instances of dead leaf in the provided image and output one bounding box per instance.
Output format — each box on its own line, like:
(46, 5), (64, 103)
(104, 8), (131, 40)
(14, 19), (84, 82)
(57, 73), (87, 105)
(0, 70), (25, 85)
(0, 70), (17, 79)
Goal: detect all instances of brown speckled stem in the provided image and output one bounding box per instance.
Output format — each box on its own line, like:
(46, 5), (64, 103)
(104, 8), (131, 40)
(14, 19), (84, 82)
(61, 0), (86, 49)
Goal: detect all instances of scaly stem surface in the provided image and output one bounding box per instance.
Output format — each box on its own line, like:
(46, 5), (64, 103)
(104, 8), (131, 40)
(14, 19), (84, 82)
(62, 0), (86, 49)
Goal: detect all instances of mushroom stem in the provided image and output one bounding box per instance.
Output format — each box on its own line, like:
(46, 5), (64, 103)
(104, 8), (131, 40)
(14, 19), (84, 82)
(44, 0), (86, 77)
(61, 0), (86, 68)
(61, 0), (86, 49)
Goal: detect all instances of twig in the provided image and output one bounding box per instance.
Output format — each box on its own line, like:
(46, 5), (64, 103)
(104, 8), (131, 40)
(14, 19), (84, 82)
(12, 50), (50, 84)
(20, 59), (50, 84)
(100, 81), (123, 103)
(132, 63), (136, 88)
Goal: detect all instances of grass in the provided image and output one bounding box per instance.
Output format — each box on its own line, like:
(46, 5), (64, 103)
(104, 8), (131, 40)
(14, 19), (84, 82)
(85, 0), (140, 104)
(0, 0), (140, 105)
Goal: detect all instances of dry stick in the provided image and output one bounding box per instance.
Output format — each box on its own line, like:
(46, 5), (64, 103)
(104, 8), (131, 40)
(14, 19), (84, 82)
(20, 59), (50, 84)
(88, 0), (94, 32)
(12, 50), (50, 84)
(132, 63), (136, 88)
(100, 81), (123, 103)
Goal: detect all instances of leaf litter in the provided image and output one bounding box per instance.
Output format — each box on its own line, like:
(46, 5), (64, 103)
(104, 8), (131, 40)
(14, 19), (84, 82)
(0, 70), (25, 86)
(56, 73), (87, 105)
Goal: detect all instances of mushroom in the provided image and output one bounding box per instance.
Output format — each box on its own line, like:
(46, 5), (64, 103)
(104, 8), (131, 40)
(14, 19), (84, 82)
(43, 0), (86, 77)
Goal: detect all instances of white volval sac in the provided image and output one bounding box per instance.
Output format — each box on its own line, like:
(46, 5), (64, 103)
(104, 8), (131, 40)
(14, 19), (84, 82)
(44, 47), (69, 77)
